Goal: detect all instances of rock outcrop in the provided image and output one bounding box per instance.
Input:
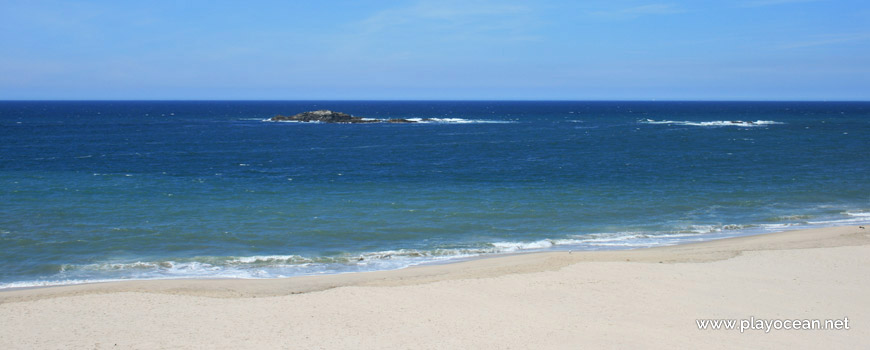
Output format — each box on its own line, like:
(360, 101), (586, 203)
(270, 110), (427, 124)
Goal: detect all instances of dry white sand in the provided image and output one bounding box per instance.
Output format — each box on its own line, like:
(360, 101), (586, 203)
(1, 225), (868, 349)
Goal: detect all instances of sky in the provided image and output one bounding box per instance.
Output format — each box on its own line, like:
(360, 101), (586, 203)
(0, 0), (868, 100)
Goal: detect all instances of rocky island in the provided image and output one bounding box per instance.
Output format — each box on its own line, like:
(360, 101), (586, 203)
(270, 110), (427, 124)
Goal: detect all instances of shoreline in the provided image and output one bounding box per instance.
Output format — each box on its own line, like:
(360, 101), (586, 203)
(2, 225), (867, 300)
(0, 221), (860, 293)
(2, 225), (868, 348)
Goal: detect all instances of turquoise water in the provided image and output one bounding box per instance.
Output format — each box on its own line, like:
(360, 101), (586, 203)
(1, 101), (868, 288)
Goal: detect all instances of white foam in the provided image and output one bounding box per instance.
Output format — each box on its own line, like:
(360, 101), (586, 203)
(757, 223), (797, 229)
(652, 232), (706, 238)
(6, 214), (867, 290)
(264, 119), (322, 123)
(682, 224), (751, 234)
(807, 217), (870, 225)
(799, 210), (870, 226)
(263, 117), (512, 124)
(405, 118), (513, 124)
(228, 255), (311, 264)
(576, 232), (647, 242)
(0, 278), (130, 289)
(491, 239), (556, 251)
(640, 119), (784, 127)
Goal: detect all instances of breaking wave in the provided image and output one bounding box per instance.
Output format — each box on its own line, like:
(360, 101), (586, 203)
(640, 119), (784, 127)
(3, 212), (867, 290)
(263, 117), (513, 124)
(403, 118), (513, 124)
(0, 223), (786, 289)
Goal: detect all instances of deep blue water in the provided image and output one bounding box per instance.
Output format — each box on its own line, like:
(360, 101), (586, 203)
(1, 101), (868, 287)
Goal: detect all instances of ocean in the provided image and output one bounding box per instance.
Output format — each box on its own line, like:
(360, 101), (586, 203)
(1, 101), (868, 288)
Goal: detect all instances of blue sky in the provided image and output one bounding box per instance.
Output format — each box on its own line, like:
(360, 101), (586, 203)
(1, 0), (868, 100)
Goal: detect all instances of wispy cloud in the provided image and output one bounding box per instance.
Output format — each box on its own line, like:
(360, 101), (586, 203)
(741, 0), (823, 8)
(588, 3), (685, 20)
(779, 33), (870, 49)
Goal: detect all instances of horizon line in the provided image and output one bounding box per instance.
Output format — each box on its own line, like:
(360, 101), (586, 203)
(1, 99), (868, 102)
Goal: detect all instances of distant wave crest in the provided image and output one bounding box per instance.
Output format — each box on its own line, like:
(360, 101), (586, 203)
(263, 117), (513, 124)
(640, 119), (784, 127)
(405, 117), (513, 124)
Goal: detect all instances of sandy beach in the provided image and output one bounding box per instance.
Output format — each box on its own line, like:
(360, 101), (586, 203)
(1, 225), (868, 349)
